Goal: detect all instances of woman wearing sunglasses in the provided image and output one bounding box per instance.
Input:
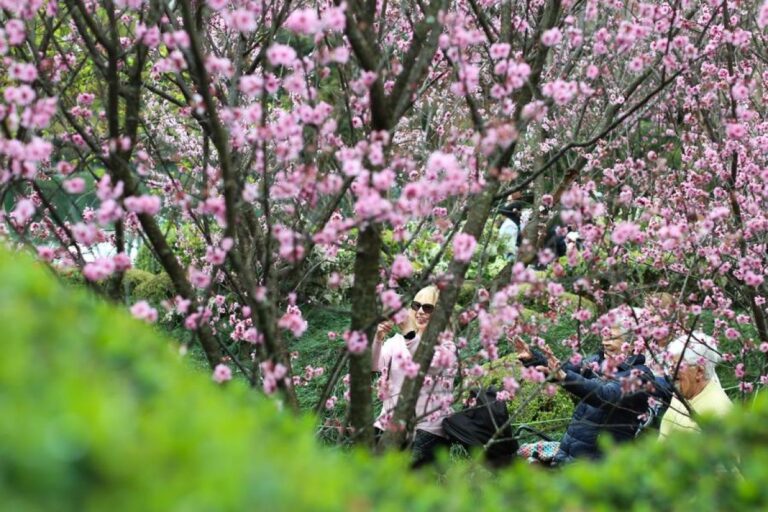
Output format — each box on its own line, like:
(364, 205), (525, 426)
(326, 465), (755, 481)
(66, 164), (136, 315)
(372, 285), (458, 467)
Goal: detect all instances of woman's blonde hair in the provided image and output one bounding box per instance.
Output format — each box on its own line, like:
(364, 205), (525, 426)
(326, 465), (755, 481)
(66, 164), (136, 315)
(414, 285), (439, 306)
(400, 285), (440, 333)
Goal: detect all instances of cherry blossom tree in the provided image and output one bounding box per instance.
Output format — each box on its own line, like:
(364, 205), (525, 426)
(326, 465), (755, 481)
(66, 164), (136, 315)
(3, 0), (768, 451)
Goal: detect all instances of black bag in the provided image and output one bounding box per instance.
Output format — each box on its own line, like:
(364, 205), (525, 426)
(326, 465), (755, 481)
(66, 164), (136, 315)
(442, 388), (518, 467)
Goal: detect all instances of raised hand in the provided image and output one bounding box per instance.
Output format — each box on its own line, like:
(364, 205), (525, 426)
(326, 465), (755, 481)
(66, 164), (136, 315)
(375, 320), (394, 342)
(508, 334), (533, 362)
(538, 343), (566, 382)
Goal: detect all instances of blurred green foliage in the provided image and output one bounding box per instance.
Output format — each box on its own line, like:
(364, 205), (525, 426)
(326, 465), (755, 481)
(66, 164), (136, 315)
(3, 247), (768, 511)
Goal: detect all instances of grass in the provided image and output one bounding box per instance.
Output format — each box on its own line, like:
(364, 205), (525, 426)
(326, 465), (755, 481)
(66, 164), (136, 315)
(289, 306), (351, 411)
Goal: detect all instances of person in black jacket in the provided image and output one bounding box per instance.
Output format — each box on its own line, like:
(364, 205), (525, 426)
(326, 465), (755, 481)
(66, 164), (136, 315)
(512, 309), (672, 464)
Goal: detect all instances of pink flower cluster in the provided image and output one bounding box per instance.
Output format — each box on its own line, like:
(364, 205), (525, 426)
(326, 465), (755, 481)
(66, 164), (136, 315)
(205, 237), (233, 265)
(503, 376), (520, 399)
(188, 266), (211, 289)
(8, 61), (37, 82)
(226, 9), (257, 33)
(380, 289), (402, 312)
(63, 178), (86, 194)
(611, 221), (643, 245)
(542, 79), (578, 105)
(273, 224), (305, 262)
(399, 357), (420, 379)
(260, 360), (288, 394)
(344, 330), (368, 355)
(10, 198), (35, 225)
(431, 339), (457, 370)
(212, 364), (232, 384)
(284, 8), (321, 35)
(452, 233), (477, 263)
(760, 1), (768, 30)
(540, 27), (562, 47)
(266, 44), (297, 67)
(83, 257), (116, 282)
(124, 195), (161, 215)
(72, 222), (102, 246)
(303, 365), (325, 381)
(285, 5), (347, 35)
(278, 305), (308, 337)
(130, 300), (158, 323)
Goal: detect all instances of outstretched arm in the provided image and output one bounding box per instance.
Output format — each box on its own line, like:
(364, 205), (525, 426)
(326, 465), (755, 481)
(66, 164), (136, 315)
(508, 335), (548, 368)
(560, 371), (623, 407)
(371, 321), (393, 372)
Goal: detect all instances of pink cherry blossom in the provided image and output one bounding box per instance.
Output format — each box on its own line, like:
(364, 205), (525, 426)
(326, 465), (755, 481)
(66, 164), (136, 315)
(572, 309), (593, 322)
(725, 123), (746, 140)
(266, 44), (297, 67)
(759, 1), (768, 29)
(123, 195), (161, 215)
(212, 364), (232, 383)
(36, 246), (55, 261)
(541, 79), (578, 105)
(5, 20), (25, 45)
(284, 8), (321, 35)
(321, 5), (346, 32)
(489, 43), (510, 59)
(206, 0), (227, 10)
(8, 61), (37, 82)
(380, 289), (402, 312)
(130, 300), (158, 323)
(188, 266), (211, 289)
(452, 233), (477, 263)
(540, 27), (562, 47)
(278, 305), (308, 337)
(391, 255), (413, 279)
(227, 9), (257, 33)
(743, 271), (764, 287)
(83, 257), (116, 282)
(113, 252), (132, 271)
(611, 221), (643, 245)
(10, 198), (35, 225)
(401, 359), (420, 378)
(344, 330), (368, 354)
(732, 83), (749, 101)
(63, 178), (86, 194)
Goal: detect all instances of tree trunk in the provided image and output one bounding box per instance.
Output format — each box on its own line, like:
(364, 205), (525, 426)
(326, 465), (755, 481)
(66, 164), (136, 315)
(347, 223), (382, 447)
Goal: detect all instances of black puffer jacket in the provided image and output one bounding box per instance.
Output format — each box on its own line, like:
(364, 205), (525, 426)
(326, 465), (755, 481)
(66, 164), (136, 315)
(554, 353), (670, 463)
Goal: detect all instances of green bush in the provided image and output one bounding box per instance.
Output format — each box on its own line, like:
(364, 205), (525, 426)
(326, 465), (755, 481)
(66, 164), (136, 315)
(122, 268), (154, 294)
(457, 279), (476, 307)
(481, 354), (575, 441)
(54, 264), (86, 287)
(134, 241), (163, 273)
(3, 247), (768, 511)
(133, 272), (174, 303)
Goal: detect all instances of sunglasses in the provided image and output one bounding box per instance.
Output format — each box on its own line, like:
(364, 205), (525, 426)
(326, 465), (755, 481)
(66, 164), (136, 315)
(411, 301), (435, 314)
